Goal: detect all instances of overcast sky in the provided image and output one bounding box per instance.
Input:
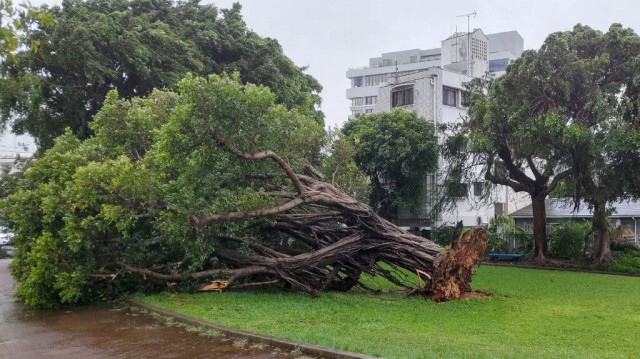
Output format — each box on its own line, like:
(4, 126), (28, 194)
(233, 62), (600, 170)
(209, 0), (640, 129)
(3, 0), (639, 152)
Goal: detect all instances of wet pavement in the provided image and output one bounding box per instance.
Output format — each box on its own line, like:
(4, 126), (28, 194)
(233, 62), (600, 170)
(0, 259), (297, 359)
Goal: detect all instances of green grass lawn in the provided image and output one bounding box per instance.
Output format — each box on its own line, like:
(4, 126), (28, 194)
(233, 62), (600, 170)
(136, 266), (640, 359)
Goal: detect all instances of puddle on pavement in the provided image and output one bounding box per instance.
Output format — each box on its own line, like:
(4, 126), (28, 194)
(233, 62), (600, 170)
(0, 259), (299, 359)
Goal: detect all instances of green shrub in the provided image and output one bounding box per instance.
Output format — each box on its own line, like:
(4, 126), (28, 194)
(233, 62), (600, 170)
(599, 251), (640, 274)
(611, 241), (639, 252)
(430, 225), (455, 246)
(548, 221), (592, 262)
(487, 216), (531, 254)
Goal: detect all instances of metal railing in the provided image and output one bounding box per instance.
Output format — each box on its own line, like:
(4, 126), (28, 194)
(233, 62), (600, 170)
(347, 56), (441, 72)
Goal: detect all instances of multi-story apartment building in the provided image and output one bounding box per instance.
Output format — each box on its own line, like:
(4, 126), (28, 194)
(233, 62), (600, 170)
(346, 29), (528, 228)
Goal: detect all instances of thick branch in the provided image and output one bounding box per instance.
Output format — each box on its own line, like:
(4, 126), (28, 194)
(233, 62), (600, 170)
(232, 279), (280, 289)
(190, 197), (309, 228)
(545, 168), (572, 196)
(525, 156), (547, 183)
(496, 145), (536, 188)
(210, 130), (305, 194)
(485, 160), (531, 193)
(121, 263), (272, 282)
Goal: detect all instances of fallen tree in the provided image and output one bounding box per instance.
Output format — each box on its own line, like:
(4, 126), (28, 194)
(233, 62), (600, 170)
(126, 128), (488, 301)
(3, 75), (487, 307)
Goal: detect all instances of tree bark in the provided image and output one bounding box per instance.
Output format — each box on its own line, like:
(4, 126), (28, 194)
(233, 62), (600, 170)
(592, 200), (614, 264)
(530, 192), (549, 264)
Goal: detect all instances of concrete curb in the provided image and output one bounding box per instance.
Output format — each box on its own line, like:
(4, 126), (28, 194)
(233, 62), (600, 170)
(127, 299), (380, 359)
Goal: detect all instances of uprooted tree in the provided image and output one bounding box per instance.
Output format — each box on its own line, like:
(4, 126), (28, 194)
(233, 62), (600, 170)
(1, 75), (487, 308)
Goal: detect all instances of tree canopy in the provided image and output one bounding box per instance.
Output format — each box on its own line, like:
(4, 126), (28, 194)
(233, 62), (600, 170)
(0, 0), (323, 150)
(320, 128), (370, 203)
(2, 74), (324, 307)
(342, 109), (439, 220)
(441, 73), (570, 263)
(445, 23), (640, 263)
(516, 24), (640, 263)
(0, 1), (53, 55)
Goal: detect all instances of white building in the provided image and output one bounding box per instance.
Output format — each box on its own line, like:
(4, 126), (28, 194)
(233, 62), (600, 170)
(345, 29), (528, 228)
(346, 30), (522, 117)
(0, 133), (34, 173)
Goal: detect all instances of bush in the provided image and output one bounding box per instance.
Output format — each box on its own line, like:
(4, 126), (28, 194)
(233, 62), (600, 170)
(599, 251), (640, 274)
(430, 225), (456, 246)
(611, 241), (639, 252)
(548, 221), (592, 262)
(487, 216), (531, 254)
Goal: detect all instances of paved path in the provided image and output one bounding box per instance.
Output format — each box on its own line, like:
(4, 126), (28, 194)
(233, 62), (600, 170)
(0, 259), (294, 359)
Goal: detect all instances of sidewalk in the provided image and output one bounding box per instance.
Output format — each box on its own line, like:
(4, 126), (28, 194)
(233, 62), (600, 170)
(0, 259), (295, 358)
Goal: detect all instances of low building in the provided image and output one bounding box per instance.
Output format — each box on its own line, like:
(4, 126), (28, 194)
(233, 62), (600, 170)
(511, 198), (640, 246)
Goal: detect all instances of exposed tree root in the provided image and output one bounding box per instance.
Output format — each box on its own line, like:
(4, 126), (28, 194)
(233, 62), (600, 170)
(429, 224), (488, 301)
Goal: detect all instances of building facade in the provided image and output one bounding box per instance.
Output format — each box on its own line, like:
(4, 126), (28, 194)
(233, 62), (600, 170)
(0, 135), (33, 174)
(512, 198), (640, 246)
(346, 30), (523, 118)
(346, 30), (528, 228)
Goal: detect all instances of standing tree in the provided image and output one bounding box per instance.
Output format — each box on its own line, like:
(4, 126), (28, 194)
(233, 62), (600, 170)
(342, 109), (439, 220)
(446, 24), (640, 264)
(0, 0), (323, 151)
(441, 74), (570, 264)
(529, 24), (640, 263)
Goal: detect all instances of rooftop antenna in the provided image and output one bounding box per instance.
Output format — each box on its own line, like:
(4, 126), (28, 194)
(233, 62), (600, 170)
(457, 10), (477, 76)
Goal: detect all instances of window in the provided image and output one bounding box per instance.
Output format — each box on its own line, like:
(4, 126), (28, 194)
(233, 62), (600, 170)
(351, 97), (364, 106)
(489, 58), (510, 72)
(421, 54), (441, 62)
(461, 91), (471, 107)
(365, 109), (373, 114)
(351, 109), (363, 115)
(352, 77), (363, 88)
(443, 86), (457, 106)
(391, 85), (414, 108)
(452, 183), (468, 198)
(383, 59), (392, 66)
(473, 182), (484, 196)
(410, 55), (417, 63)
(365, 96), (377, 105)
(365, 74), (387, 87)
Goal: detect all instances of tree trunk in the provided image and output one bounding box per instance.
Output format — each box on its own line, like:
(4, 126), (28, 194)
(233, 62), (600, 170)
(530, 192), (549, 264)
(592, 200), (614, 264)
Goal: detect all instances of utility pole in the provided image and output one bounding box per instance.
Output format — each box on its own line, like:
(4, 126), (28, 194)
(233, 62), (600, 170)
(457, 10), (477, 76)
